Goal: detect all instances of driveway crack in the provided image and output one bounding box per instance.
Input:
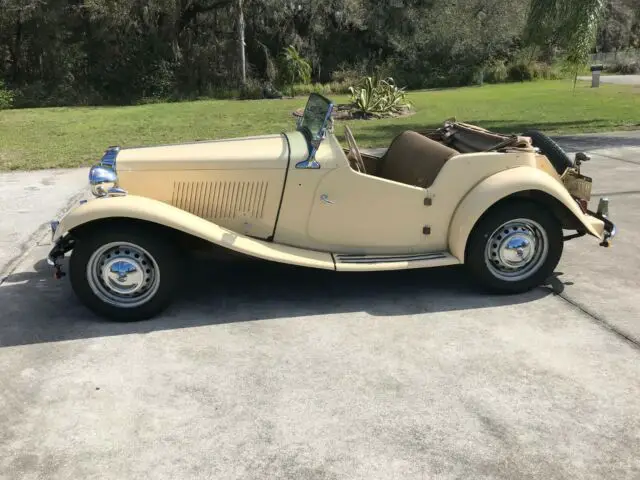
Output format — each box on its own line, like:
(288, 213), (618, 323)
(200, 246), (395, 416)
(550, 288), (640, 351)
(592, 190), (640, 197)
(590, 152), (640, 165)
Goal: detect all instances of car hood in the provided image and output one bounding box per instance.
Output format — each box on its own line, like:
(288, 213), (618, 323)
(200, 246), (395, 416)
(115, 132), (310, 171)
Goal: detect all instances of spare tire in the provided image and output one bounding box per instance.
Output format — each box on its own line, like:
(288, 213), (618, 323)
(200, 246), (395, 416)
(522, 129), (574, 174)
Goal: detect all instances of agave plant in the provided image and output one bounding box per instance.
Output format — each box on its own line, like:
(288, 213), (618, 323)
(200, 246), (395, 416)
(348, 76), (411, 119)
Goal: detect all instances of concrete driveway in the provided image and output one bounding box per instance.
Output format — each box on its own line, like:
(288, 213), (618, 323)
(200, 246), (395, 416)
(1, 134), (640, 479)
(0, 168), (87, 281)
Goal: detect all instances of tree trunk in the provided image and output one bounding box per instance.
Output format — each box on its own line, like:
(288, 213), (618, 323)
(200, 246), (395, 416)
(237, 0), (246, 86)
(11, 17), (23, 83)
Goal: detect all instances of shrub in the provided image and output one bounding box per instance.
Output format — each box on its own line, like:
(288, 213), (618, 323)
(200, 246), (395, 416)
(348, 76), (411, 118)
(529, 61), (565, 80)
(0, 81), (14, 110)
(201, 87), (240, 100)
(485, 60), (509, 83)
(606, 61), (640, 74)
(238, 78), (266, 100)
(331, 64), (366, 86)
(289, 81), (351, 97)
(137, 96), (168, 105)
(290, 82), (329, 97)
(507, 62), (534, 82)
(328, 81), (352, 94)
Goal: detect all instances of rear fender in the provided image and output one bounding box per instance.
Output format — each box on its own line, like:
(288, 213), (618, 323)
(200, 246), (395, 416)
(53, 195), (335, 270)
(448, 166), (604, 262)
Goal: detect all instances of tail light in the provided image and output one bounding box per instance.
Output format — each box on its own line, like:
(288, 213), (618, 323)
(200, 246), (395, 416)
(576, 198), (588, 213)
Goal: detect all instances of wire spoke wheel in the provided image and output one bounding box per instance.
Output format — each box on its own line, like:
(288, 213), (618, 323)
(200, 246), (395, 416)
(484, 219), (549, 282)
(86, 241), (161, 308)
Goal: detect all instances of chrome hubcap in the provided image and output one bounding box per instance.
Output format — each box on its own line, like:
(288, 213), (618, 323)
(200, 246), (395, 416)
(498, 234), (535, 267)
(102, 258), (145, 295)
(485, 219), (548, 281)
(87, 242), (160, 308)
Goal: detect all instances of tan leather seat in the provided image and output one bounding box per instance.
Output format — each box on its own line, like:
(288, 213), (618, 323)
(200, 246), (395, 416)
(377, 131), (458, 188)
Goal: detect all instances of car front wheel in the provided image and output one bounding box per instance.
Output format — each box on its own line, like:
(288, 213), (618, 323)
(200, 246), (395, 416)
(69, 225), (179, 321)
(465, 201), (563, 293)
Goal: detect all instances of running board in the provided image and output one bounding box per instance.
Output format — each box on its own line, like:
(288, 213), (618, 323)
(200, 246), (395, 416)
(332, 252), (460, 272)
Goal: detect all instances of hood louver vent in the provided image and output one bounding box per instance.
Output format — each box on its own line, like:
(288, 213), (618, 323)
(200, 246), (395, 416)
(171, 181), (269, 219)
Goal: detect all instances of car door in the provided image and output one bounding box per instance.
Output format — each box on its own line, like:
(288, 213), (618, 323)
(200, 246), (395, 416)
(305, 164), (435, 254)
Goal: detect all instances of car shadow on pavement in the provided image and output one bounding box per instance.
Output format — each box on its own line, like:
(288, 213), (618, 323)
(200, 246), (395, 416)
(0, 256), (557, 348)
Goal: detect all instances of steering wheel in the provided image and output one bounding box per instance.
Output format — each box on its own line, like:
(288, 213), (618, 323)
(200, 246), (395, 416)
(344, 125), (366, 173)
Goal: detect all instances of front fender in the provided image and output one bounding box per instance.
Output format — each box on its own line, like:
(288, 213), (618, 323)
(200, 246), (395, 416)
(448, 166), (604, 262)
(53, 195), (335, 270)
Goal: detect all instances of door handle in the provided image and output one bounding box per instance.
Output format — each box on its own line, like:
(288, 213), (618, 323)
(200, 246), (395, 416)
(320, 194), (335, 205)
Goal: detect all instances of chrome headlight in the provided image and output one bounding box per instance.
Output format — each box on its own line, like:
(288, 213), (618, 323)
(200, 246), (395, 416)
(89, 165), (117, 197)
(89, 146), (126, 197)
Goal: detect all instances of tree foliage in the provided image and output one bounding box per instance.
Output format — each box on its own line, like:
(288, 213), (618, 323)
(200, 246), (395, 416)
(278, 45), (312, 97)
(0, 0), (637, 108)
(524, 0), (607, 65)
(597, 0), (640, 51)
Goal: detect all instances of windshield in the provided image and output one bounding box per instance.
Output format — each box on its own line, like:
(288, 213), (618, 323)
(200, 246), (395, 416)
(298, 93), (333, 143)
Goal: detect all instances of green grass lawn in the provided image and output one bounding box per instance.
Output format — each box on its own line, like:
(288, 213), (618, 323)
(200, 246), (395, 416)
(1, 79), (639, 171)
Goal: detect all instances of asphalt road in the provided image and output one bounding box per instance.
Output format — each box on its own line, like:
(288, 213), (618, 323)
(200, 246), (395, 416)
(577, 74), (640, 85)
(1, 133), (640, 479)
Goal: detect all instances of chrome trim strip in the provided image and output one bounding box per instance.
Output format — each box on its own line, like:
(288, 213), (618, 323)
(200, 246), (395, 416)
(334, 252), (448, 264)
(107, 186), (127, 196)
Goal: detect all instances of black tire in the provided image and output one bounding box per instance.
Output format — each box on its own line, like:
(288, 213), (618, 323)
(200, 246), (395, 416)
(69, 224), (180, 322)
(522, 129), (573, 174)
(465, 200), (563, 293)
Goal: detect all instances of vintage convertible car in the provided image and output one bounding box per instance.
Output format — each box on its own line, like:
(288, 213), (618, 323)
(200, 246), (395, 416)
(47, 93), (616, 321)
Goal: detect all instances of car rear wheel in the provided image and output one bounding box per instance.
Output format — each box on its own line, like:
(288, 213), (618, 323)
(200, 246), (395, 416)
(69, 225), (179, 321)
(465, 201), (563, 293)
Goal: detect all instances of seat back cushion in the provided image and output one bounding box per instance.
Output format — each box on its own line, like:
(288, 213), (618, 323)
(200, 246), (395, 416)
(379, 131), (458, 188)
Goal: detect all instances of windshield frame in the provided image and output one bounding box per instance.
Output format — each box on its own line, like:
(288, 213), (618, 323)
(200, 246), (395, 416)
(295, 93), (334, 169)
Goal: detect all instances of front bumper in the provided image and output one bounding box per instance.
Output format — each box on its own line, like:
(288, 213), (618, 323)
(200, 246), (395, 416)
(588, 197), (617, 247)
(47, 220), (75, 279)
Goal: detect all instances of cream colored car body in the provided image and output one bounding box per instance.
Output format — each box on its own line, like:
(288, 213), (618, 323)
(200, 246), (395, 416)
(52, 121), (609, 273)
